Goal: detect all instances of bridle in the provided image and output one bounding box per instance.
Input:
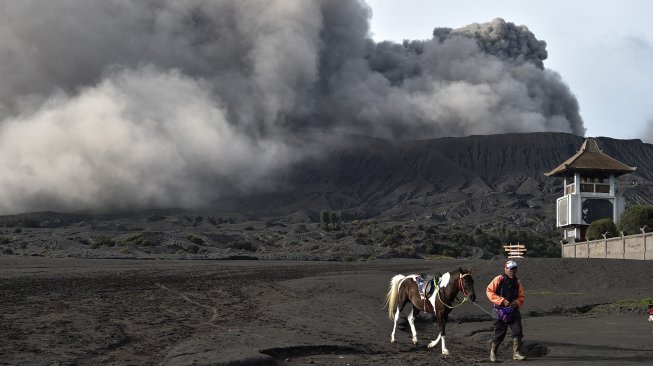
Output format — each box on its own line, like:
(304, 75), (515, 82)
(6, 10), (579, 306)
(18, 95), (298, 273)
(458, 273), (471, 297)
(437, 272), (472, 309)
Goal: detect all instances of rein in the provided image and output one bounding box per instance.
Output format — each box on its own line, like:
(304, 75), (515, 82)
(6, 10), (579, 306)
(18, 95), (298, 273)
(469, 300), (494, 317)
(436, 273), (471, 310)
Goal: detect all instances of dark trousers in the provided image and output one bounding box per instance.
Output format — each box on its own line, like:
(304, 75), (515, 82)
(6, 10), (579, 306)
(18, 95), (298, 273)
(492, 315), (523, 344)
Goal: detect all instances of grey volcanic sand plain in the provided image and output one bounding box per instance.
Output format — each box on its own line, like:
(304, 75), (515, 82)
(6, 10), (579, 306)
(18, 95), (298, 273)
(1, 257), (652, 365)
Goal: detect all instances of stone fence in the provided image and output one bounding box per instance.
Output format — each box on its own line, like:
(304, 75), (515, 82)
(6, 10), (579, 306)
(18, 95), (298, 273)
(562, 232), (652, 260)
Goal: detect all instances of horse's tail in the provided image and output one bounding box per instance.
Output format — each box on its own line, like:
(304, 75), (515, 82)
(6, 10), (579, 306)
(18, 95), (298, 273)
(385, 274), (406, 320)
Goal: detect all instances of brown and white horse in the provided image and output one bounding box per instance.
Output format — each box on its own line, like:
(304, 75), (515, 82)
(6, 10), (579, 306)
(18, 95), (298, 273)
(384, 267), (476, 355)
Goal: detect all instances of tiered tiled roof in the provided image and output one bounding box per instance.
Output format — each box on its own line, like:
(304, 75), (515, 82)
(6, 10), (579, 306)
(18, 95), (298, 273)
(545, 138), (636, 177)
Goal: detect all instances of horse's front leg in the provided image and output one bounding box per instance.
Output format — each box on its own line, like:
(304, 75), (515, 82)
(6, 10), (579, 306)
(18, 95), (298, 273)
(427, 313), (442, 349)
(440, 313), (449, 355)
(428, 313), (449, 355)
(407, 307), (418, 345)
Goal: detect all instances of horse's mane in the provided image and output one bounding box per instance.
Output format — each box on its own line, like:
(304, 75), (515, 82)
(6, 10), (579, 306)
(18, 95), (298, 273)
(443, 267), (471, 282)
(439, 267), (473, 294)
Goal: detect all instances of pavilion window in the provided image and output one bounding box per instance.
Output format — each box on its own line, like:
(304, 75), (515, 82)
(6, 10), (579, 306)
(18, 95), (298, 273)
(580, 175), (609, 194)
(580, 183), (594, 193)
(595, 184), (610, 193)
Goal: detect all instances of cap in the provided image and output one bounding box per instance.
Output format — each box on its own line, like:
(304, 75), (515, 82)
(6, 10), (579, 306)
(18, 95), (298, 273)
(506, 260), (518, 269)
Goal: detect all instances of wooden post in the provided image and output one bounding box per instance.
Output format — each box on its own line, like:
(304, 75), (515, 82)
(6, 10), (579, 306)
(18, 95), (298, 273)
(623, 236), (626, 259)
(642, 227), (647, 260)
(587, 240), (590, 258)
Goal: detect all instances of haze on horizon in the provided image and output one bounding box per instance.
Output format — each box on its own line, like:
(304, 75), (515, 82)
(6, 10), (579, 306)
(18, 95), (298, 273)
(0, 0), (585, 215)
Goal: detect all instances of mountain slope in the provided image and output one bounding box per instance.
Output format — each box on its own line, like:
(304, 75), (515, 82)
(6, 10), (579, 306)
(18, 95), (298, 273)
(2, 132), (652, 260)
(228, 133), (653, 224)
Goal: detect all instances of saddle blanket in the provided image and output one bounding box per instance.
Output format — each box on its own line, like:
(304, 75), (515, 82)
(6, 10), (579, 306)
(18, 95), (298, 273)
(414, 276), (433, 299)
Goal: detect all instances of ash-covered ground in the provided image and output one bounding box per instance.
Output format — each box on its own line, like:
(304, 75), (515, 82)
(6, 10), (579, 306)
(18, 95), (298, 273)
(1, 257), (651, 365)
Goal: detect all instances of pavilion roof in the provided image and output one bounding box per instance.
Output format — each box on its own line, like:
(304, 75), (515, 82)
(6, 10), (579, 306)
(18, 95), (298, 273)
(544, 138), (636, 177)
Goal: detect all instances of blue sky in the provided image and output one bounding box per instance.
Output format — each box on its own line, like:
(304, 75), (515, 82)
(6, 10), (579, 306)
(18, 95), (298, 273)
(366, 0), (653, 141)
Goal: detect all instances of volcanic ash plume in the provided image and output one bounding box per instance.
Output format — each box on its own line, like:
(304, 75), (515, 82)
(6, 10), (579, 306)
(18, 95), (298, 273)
(0, 1), (585, 214)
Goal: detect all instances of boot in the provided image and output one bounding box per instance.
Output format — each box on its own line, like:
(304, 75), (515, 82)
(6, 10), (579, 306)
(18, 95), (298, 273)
(512, 338), (526, 360)
(490, 342), (498, 362)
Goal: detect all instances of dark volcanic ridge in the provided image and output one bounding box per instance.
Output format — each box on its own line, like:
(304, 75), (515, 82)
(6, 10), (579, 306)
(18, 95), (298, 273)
(1, 132), (652, 260)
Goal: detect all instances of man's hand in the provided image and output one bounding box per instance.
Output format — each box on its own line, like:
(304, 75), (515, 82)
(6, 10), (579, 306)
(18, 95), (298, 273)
(510, 300), (519, 309)
(502, 299), (510, 306)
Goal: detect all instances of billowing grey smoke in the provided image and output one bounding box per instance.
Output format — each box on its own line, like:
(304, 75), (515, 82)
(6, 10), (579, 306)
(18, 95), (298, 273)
(436, 19), (548, 69)
(0, 1), (584, 214)
(321, 17), (584, 138)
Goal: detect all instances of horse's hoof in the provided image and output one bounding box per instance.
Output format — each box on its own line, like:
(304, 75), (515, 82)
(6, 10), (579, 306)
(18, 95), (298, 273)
(442, 349), (449, 356)
(427, 342), (436, 349)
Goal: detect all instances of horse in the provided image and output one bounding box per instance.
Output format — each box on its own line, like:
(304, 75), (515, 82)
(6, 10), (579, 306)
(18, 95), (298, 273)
(384, 267), (476, 355)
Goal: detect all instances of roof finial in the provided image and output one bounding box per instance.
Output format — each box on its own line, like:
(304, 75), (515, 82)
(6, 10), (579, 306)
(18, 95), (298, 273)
(581, 138), (601, 153)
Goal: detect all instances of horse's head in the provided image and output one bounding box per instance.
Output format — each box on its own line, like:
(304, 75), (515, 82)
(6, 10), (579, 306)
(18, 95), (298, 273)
(458, 267), (476, 302)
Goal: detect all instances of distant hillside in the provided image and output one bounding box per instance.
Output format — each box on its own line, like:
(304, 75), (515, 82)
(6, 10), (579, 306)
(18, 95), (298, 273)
(1, 132), (652, 260)
(224, 132), (653, 223)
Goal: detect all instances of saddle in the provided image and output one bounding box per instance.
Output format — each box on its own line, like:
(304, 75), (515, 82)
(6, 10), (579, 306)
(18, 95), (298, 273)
(415, 273), (439, 300)
(413, 273), (443, 314)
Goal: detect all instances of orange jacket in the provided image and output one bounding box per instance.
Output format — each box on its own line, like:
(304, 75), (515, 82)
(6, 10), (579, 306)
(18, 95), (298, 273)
(486, 275), (525, 308)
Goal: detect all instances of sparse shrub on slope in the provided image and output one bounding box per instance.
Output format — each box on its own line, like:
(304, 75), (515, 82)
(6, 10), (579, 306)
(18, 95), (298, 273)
(295, 224), (308, 233)
(91, 235), (116, 248)
(320, 211), (330, 230)
(185, 235), (204, 245)
(227, 240), (256, 252)
(587, 218), (618, 240)
(618, 205), (653, 235)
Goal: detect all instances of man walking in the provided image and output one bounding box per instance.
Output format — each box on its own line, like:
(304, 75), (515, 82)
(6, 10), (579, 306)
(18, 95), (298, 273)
(486, 260), (526, 362)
